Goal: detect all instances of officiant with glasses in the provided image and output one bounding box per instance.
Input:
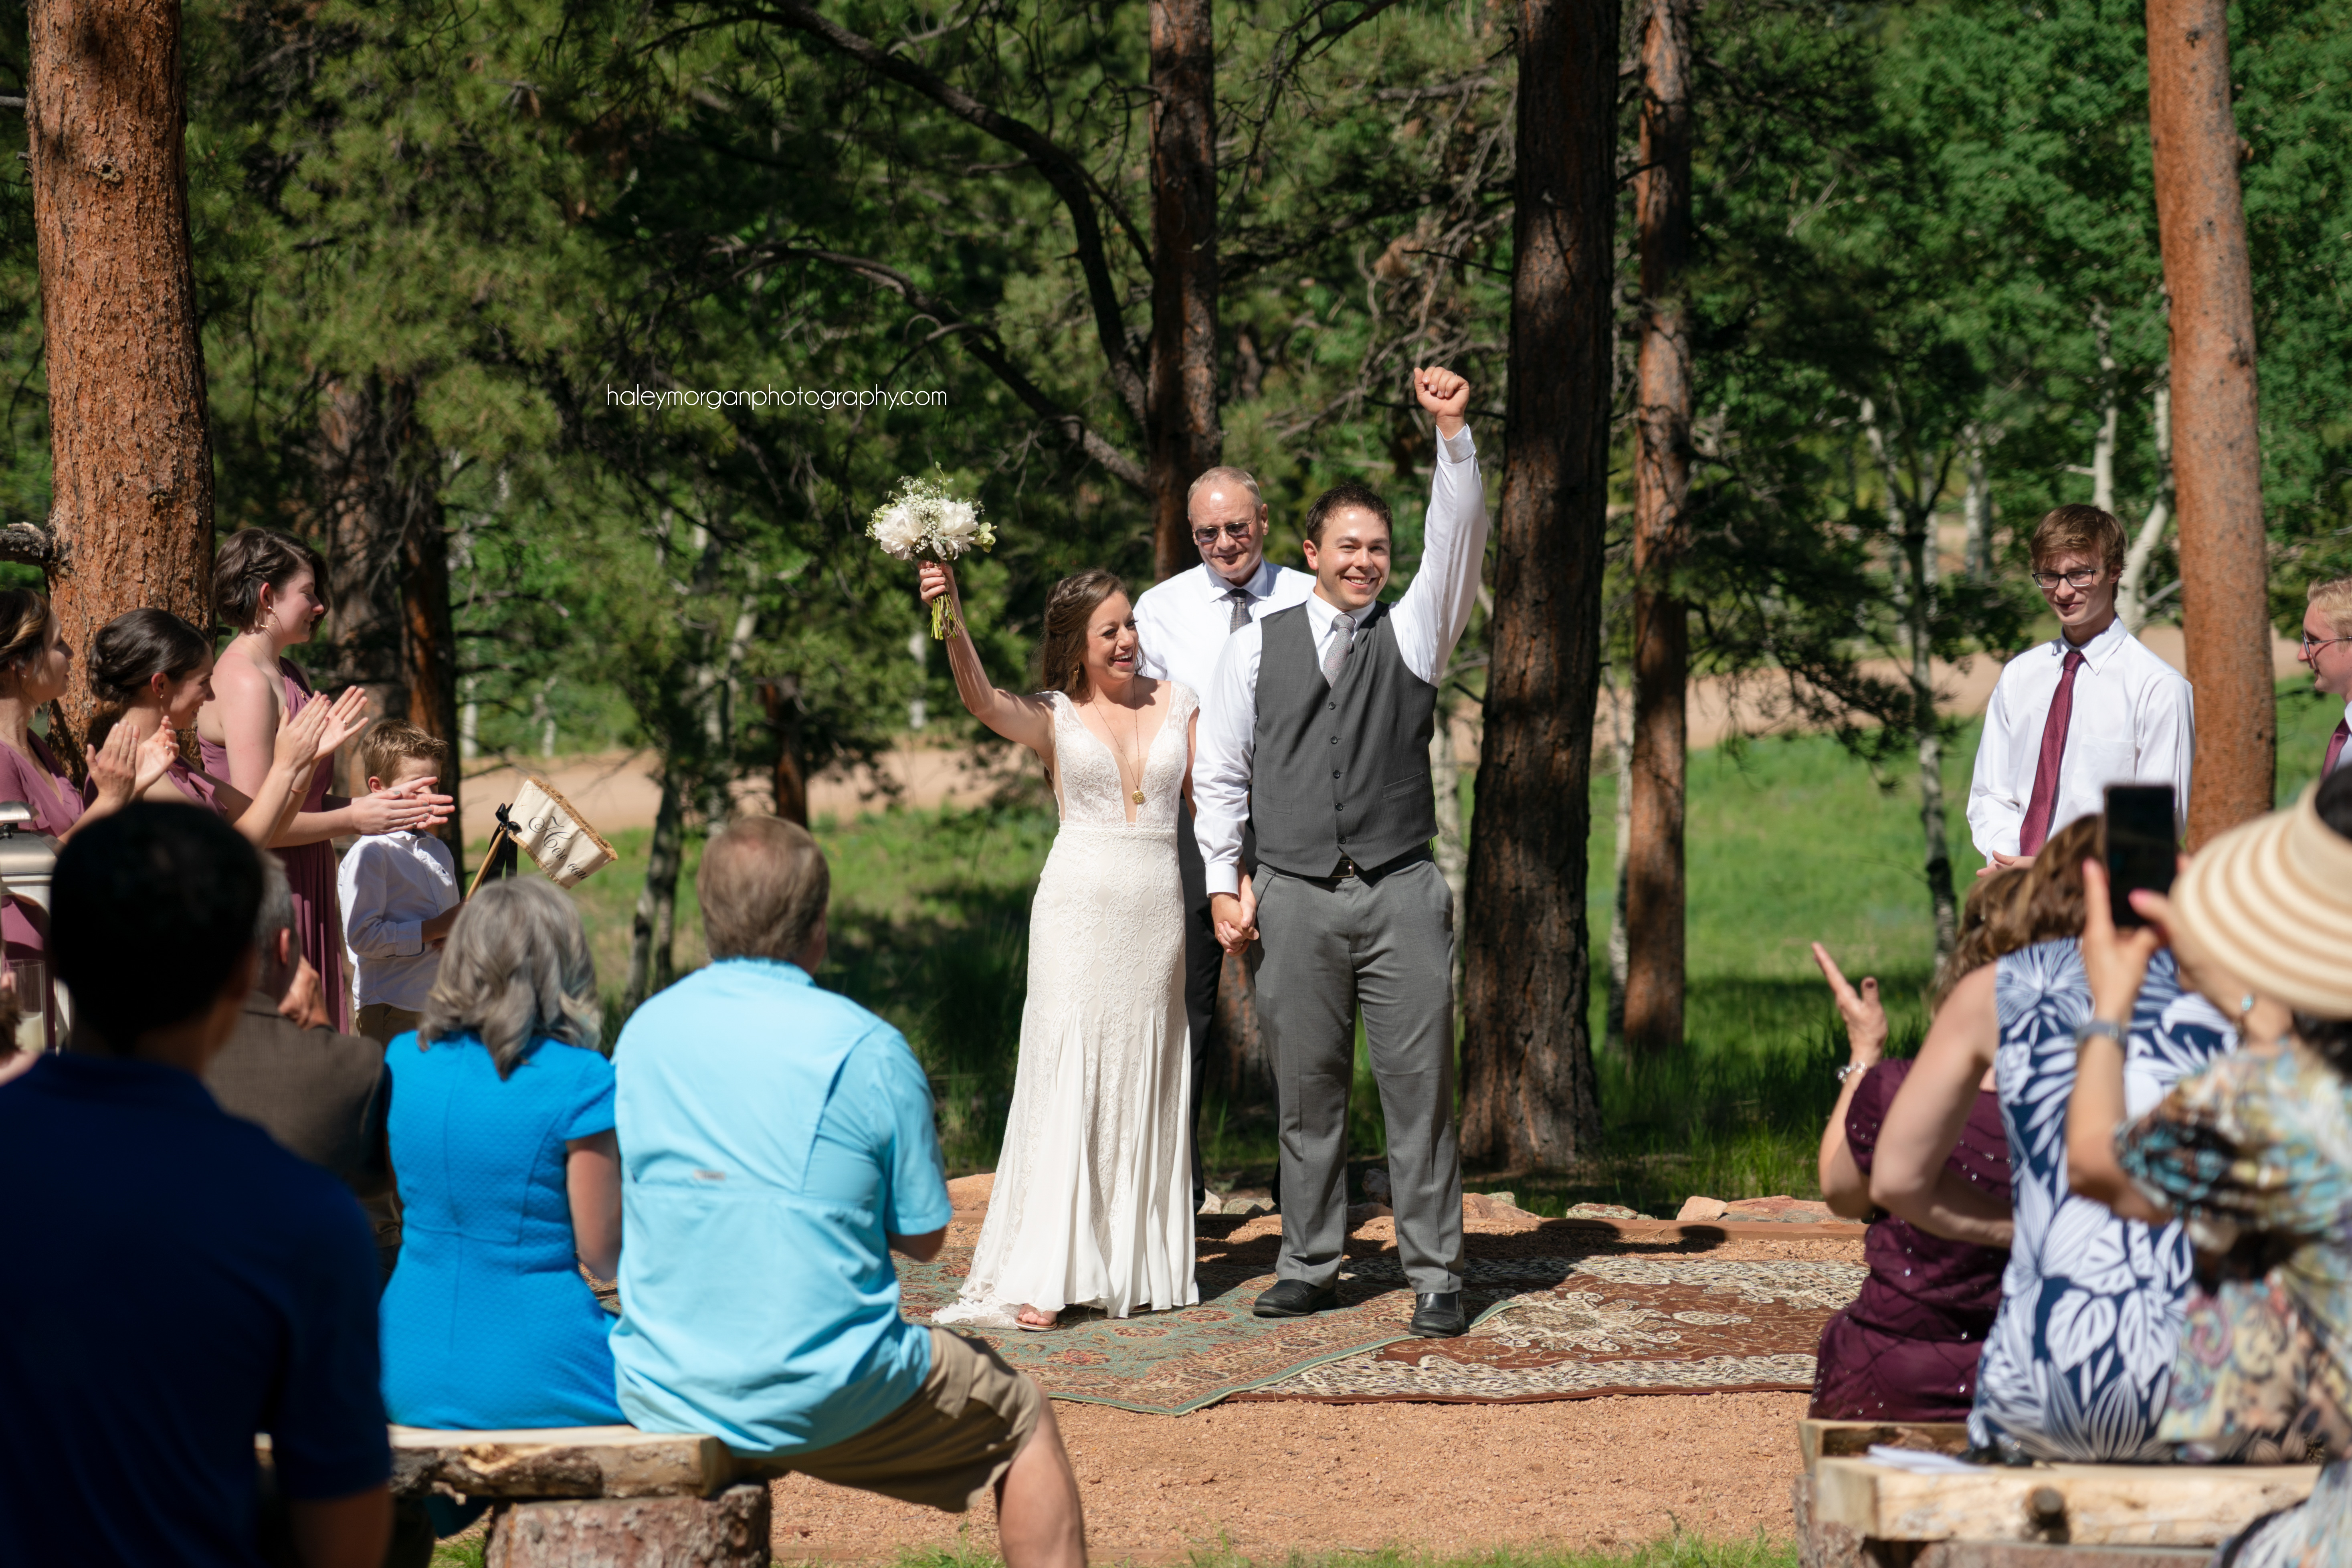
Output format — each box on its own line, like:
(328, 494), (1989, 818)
(1132, 469), (1313, 1212)
(1193, 365), (1487, 1339)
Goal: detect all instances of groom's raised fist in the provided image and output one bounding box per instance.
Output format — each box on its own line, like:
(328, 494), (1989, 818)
(1413, 366), (1470, 436)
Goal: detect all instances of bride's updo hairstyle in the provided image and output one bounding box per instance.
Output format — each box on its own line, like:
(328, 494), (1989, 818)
(1036, 569), (1129, 699)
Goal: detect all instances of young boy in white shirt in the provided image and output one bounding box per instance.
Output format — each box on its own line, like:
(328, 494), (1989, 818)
(339, 722), (460, 1046)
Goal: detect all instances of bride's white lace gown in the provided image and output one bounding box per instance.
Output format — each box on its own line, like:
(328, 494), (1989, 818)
(936, 685), (1198, 1323)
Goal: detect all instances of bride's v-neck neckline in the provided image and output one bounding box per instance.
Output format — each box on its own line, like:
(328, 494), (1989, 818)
(1061, 687), (1172, 823)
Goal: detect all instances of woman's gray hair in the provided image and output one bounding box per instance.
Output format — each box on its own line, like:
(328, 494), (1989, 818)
(419, 879), (601, 1077)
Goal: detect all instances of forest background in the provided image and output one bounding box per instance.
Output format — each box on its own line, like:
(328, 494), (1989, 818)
(1, 0), (2348, 1204)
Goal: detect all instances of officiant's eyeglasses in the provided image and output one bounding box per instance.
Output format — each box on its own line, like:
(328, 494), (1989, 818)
(1192, 522), (1256, 545)
(2030, 566), (2104, 592)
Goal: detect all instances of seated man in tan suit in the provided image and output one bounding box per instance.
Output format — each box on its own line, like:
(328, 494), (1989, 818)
(204, 856), (400, 1282)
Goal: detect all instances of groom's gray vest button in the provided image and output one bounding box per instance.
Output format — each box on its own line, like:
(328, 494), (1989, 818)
(1251, 602), (1438, 879)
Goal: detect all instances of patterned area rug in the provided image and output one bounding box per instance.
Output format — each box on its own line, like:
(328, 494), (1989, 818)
(895, 1247), (1420, 1414)
(897, 1245), (1863, 1412)
(1231, 1255), (1865, 1404)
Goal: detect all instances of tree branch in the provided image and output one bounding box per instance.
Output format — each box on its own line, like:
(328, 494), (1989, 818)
(0, 521), (55, 567)
(766, 246), (1147, 493)
(737, 1), (1149, 428)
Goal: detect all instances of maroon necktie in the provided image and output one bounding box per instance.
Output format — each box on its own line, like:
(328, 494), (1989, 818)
(2326, 717), (2350, 778)
(2018, 648), (2087, 857)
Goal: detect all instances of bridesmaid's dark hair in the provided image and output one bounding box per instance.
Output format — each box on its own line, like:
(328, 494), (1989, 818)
(0, 590), (55, 687)
(85, 609), (211, 752)
(214, 527), (326, 633)
(1036, 570), (1129, 700)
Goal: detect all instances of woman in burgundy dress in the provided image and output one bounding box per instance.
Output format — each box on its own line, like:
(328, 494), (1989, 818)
(0, 590), (178, 1052)
(196, 530), (453, 1031)
(1806, 873), (2023, 1421)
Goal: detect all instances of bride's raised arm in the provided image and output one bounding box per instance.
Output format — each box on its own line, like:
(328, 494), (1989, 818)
(918, 562), (1055, 763)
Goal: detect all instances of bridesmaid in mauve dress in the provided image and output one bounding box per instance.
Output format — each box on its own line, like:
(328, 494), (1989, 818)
(0, 591), (171, 1049)
(197, 530), (452, 1032)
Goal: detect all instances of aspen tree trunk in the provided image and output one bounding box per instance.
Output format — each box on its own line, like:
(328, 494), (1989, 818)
(23, 0), (214, 754)
(1625, 0), (1692, 1056)
(1961, 427), (1992, 580)
(2118, 384), (2174, 634)
(1460, 0), (1617, 1168)
(2146, 0), (2273, 843)
(2089, 305), (2118, 512)
(1146, 0), (1221, 580)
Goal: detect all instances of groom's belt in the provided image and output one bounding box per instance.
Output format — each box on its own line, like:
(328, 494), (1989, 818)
(1291, 845), (1434, 884)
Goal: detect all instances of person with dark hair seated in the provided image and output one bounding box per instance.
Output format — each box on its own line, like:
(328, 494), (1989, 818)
(206, 855), (402, 1283)
(2069, 768), (2352, 1565)
(1805, 869), (2023, 1421)
(0, 805), (390, 1568)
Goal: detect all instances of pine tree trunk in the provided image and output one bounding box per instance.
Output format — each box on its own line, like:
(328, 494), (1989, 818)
(401, 493), (463, 873)
(1625, 0), (1692, 1057)
(25, 0), (214, 754)
(321, 376), (414, 752)
(760, 677), (810, 826)
(1146, 0), (1221, 581)
(2146, 0), (2273, 844)
(1429, 682), (1469, 1017)
(1460, 0), (1617, 1169)
(624, 772), (685, 1012)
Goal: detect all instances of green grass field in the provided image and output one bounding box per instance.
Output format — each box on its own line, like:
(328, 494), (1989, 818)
(531, 679), (2347, 1216)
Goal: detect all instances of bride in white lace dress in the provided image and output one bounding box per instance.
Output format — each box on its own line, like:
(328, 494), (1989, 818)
(916, 561), (1198, 1330)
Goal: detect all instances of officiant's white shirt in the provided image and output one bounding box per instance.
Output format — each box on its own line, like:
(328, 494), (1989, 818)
(1133, 558), (1315, 719)
(1964, 615), (2194, 860)
(1193, 426), (1487, 896)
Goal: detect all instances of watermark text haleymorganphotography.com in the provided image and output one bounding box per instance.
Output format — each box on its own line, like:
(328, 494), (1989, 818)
(606, 384), (948, 412)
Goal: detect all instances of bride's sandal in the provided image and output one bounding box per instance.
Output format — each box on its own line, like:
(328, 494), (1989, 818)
(1014, 1306), (1060, 1332)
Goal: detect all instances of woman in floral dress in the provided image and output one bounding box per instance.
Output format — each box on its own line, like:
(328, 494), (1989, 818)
(2070, 773), (2352, 1568)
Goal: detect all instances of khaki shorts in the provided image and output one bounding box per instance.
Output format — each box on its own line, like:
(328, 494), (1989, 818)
(756, 1328), (1043, 1512)
(356, 1004), (423, 1047)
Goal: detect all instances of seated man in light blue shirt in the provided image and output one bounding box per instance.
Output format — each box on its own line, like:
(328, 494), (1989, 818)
(611, 816), (1085, 1568)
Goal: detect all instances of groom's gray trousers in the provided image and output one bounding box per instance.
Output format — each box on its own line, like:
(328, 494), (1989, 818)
(1249, 852), (1463, 1295)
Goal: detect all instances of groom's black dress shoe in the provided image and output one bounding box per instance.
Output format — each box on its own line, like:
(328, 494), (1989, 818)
(1252, 1279), (1339, 1318)
(1409, 1291), (1467, 1338)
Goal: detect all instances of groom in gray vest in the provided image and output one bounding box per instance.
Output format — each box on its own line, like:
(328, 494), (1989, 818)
(1193, 365), (1487, 1338)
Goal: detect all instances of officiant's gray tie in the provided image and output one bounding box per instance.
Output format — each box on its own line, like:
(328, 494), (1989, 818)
(1224, 586), (1253, 632)
(1321, 613), (1356, 685)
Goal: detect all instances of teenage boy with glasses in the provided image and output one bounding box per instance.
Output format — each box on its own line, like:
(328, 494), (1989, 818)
(1966, 503), (2195, 875)
(1132, 467), (1313, 1212)
(2300, 576), (2352, 776)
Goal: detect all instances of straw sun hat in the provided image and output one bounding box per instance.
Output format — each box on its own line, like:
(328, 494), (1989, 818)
(2169, 782), (2352, 1020)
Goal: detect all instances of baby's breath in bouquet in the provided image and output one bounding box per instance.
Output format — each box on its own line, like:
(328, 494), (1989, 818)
(867, 471), (995, 639)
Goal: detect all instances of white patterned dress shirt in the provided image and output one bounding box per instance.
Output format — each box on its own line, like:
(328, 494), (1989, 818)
(1192, 426), (1489, 896)
(1966, 616), (2195, 859)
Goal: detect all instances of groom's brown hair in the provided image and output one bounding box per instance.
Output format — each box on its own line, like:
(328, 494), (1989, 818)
(699, 816), (830, 963)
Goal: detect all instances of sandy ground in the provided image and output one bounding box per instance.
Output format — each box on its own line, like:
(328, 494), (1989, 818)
(460, 624), (2305, 840)
(768, 1207), (1859, 1562)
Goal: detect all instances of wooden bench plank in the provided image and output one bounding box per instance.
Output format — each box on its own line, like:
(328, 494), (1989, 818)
(1800, 1420), (1973, 1473)
(1812, 1455), (2319, 1546)
(386, 1425), (734, 1500)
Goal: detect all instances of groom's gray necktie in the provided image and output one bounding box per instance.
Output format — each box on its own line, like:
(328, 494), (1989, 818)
(1321, 613), (1356, 685)
(1223, 586), (1253, 632)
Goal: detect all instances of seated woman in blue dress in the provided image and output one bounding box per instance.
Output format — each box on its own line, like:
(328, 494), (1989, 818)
(380, 877), (623, 1431)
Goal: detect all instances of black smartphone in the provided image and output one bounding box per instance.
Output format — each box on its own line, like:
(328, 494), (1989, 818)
(2102, 784), (2178, 928)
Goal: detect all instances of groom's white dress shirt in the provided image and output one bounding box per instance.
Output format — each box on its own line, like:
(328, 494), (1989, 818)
(1133, 558), (1316, 718)
(1192, 426), (1488, 897)
(1964, 615), (2195, 859)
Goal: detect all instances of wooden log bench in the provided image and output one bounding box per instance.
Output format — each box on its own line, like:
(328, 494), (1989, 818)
(1793, 1420), (2318, 1568)
(268, 1425), (771, 1566)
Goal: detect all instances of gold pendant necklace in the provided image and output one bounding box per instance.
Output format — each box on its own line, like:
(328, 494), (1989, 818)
(1105, 695), (1146, 805)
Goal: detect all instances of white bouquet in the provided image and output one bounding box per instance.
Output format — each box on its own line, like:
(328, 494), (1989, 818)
(866, 471), (995, 639)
